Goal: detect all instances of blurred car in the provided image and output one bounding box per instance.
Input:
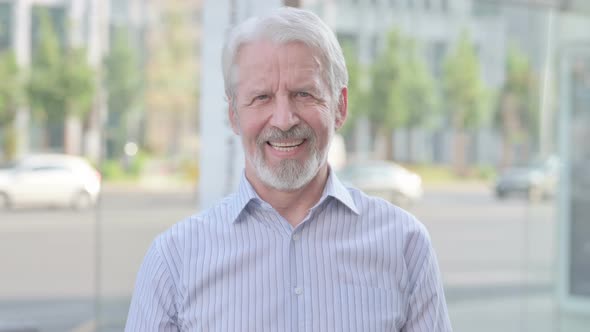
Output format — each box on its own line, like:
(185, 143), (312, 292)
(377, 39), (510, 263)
(337, 160), (423, 206)
(494, 156), (559, 200)
(0, 154), (101, 210)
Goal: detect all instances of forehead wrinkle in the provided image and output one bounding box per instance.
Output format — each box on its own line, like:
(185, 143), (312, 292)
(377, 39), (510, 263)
(237, 64), (276, 101)
(282, 54), (325, 94)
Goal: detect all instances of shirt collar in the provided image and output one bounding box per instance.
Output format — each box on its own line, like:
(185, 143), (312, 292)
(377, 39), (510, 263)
(227, 173), (261, 224)
(228, 168), (360, 223)
(322, 167), (360, 215)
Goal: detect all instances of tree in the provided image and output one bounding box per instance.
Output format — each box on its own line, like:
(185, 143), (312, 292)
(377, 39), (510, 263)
(144, 0), (199, 156)
(104, 26), (142, 159)
(400, 40), (437, 162)
(442, 31), (489, 175)
(495, 45), (538, 168)
(61, 47), (95, 154)
(0, 51), (22, 160)
(28, 8), (63, 150)
(28, 9), (95, 154)
(368, 30), (436, 161)
(368, 30), (408, 160)
(340, 43), (368, 139)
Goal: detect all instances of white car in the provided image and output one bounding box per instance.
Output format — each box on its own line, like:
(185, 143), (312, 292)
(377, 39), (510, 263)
(338, 160), (423, 206)
(0, 154), (101, 210)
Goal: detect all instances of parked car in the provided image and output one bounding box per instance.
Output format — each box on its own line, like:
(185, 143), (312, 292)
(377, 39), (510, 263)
(337, 160), (423, 206)
(0, 154), (101, 210)
(494, 156), (560, 201)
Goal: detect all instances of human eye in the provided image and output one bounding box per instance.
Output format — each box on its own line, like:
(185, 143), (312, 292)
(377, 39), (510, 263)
(249, 94), (270, 105)
(295, 91), (312, 98)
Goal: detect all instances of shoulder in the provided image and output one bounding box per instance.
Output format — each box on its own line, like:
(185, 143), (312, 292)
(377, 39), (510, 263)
(155, 194), (238, 257)
(347, 186), (428, 233)
(346, 185), (433, 257)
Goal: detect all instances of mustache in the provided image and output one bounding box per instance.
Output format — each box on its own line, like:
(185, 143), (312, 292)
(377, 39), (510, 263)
(257, 125), (314, 144)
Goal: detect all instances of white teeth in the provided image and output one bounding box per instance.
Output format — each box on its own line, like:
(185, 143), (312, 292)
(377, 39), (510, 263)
(268, 140), (304, 148)
(272, 145), (298, 152)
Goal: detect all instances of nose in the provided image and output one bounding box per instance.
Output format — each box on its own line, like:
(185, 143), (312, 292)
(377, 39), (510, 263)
(269, 94), (300, 131)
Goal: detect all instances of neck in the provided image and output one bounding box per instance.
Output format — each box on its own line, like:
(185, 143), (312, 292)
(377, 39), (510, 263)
(246, 165), (329, 227)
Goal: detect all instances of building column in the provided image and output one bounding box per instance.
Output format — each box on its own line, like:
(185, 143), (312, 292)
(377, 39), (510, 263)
(84, 0), (110, 162)
(13, 0), (32, 157)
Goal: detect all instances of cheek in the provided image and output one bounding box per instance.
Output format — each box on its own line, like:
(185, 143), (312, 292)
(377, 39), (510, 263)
(238, 116), (266, 144)
(311, 107), (337, 133)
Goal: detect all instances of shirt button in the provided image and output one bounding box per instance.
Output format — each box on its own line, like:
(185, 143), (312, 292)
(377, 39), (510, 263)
(292, 233), (300, 241)
(294, 287), (303, 295)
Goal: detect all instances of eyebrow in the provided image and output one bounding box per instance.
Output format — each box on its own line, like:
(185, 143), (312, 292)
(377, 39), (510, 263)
(243, 89), (270, 99)
(293, 82), (323, 96)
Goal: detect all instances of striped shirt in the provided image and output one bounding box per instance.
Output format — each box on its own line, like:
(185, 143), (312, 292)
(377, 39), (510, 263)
(125, 171), (452, 331)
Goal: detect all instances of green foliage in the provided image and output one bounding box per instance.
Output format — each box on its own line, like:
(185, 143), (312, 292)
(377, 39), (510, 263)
(475, 164), (496, 180)
(101, 150), (148, 181)
(27, 9), (95, 151)
(105, 27), (141, 116)
(145, 1), (197, 114)
(144, 0), (199, 154)
(442, 31), (489, 129)
(401, 41), (438, 129)
(29, 9), (94, 120)
(127, 150), (148, 177)
(368, 30), (437, 130)
(369, 30), (406, 129)
(101, 159), (126, 180)
(28, 9), (62, 123)
(0, 51), (21, 126)
(62, 48), (95, 118)
(0, 51), (23, 160)
(104, 26), (142, 158)
(495, 45), (539, 142)
(340, 43), (367, 135)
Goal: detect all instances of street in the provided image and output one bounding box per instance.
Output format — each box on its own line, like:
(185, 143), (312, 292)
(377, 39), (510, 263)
(0, 183), (567, 331)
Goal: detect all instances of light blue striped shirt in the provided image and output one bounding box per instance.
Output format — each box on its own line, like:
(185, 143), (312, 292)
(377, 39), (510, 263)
(126, 171), (452, 331)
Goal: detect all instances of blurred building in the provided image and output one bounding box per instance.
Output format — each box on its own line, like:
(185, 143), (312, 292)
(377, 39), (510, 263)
(305, 0), (506, 89)
(107, 0), (202, 159)
(301, 0), (507, 165)
(140, 0), (202, 158)
(302, 0), (590, 166)
(0, 0), (203, 161)
(0, 0), (109, 66)
(0, 0), (109, 160)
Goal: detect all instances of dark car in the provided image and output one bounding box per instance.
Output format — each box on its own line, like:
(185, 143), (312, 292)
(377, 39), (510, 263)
(494, 156), (559, 200)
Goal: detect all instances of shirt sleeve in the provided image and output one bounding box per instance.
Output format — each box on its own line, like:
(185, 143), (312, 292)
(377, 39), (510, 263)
(402, 229), (453, 332)
(125, 238), (180, 332)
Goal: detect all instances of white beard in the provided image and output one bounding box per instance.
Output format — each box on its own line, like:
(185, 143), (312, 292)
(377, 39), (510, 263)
(249, 124), (332, 191)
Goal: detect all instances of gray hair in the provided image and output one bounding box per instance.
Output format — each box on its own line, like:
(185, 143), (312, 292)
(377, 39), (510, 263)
(222, 7), (348, 110)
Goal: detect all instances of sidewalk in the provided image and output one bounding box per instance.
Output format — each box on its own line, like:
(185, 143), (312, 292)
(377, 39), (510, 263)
(448, 288), (590, 332)
(101, 175), (195, 193)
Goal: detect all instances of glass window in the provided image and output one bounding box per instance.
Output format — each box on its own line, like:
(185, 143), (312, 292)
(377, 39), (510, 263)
(31, 5), (67, 53)
(0, 3), (12, 51)
(1, 1), (590, 331)
(472, 0), (501, 17)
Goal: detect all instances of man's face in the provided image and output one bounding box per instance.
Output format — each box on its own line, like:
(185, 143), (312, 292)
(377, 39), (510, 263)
(229, 40), (347, 191)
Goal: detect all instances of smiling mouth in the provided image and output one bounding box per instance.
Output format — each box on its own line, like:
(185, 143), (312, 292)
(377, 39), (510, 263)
(267, 139), (305, 152)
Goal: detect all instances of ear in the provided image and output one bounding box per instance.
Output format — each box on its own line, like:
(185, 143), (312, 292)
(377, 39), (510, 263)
(228, 100), (241, 135)
(335, 87), (348, 130)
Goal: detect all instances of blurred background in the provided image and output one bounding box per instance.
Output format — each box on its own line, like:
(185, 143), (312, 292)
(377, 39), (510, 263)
(0, 0), (589, 331)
